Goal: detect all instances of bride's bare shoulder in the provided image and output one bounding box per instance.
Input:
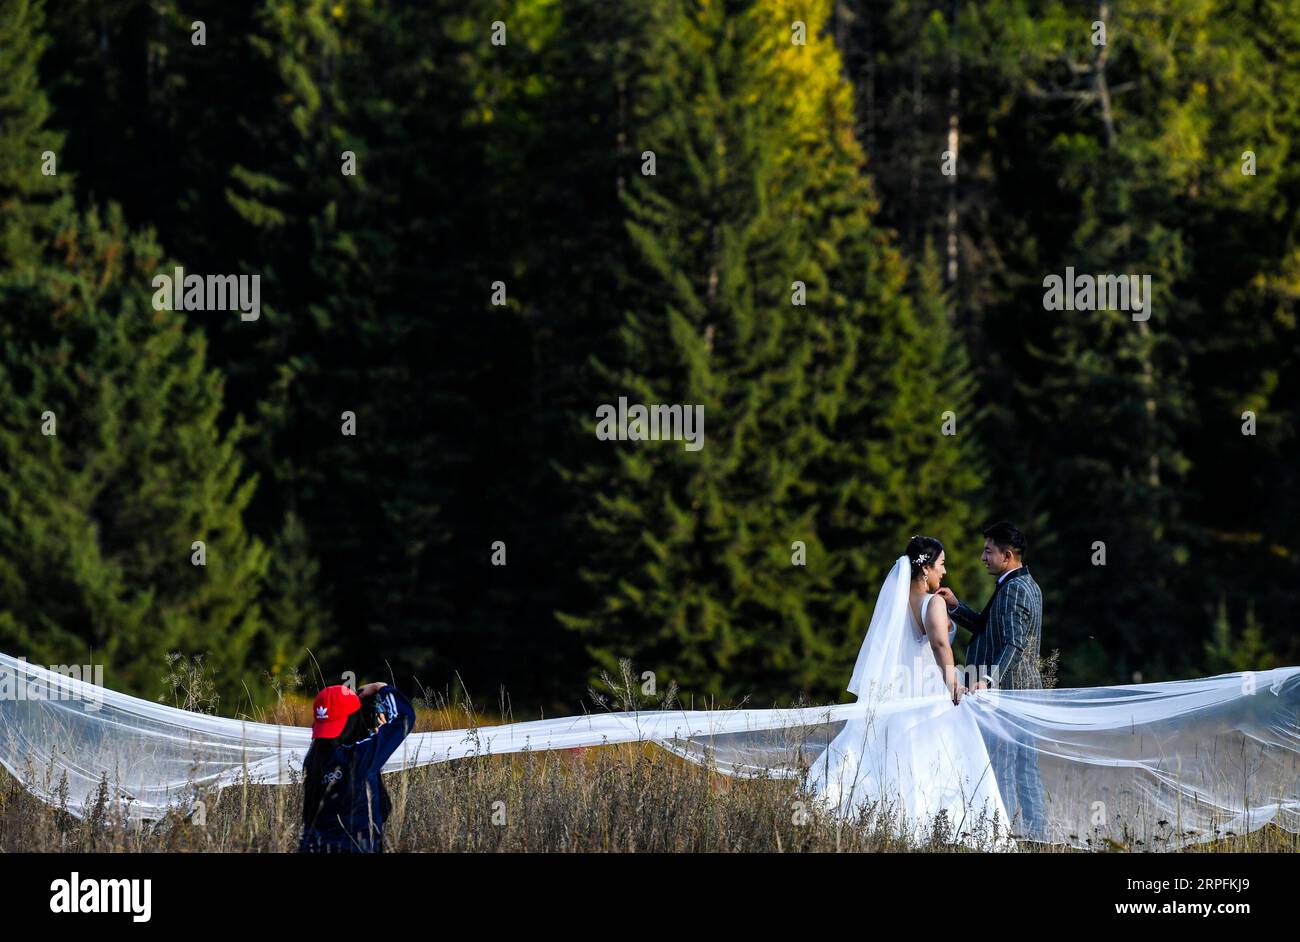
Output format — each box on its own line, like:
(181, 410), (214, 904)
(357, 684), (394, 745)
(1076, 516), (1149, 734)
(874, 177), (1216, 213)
(922, 593), (949, 628)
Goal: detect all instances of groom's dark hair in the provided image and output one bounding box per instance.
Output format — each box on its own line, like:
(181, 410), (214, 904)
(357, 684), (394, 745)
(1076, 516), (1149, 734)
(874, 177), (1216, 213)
(983, 521), (1026, 557)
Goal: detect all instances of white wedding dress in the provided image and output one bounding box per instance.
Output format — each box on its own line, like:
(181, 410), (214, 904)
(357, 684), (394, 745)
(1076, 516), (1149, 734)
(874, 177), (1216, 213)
(805, 566), (1015, 848)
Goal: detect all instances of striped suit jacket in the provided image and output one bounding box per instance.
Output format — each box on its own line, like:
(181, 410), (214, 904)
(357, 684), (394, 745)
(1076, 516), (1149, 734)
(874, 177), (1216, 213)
(951, 566), (1043, 690)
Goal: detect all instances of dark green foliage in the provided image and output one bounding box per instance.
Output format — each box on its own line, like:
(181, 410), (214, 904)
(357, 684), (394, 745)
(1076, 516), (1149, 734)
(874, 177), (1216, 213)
(0, 0), (72, 269)
(0, 207), (274, 701)
(559, 0), (983, 701)
(838, 0), (1300, 681)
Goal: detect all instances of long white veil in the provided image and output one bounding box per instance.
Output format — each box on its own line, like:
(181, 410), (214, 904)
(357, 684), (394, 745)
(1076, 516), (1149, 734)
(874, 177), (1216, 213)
(3, 613), (1300, 849)
(844, 555), (913, 701)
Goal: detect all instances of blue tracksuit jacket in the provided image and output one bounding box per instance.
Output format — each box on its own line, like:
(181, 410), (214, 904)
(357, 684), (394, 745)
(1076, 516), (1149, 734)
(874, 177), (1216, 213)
(298, 686), (416, 853)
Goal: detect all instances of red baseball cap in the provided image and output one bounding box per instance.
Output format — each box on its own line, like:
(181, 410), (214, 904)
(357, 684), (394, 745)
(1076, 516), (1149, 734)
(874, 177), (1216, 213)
(311, 684), (361, 739)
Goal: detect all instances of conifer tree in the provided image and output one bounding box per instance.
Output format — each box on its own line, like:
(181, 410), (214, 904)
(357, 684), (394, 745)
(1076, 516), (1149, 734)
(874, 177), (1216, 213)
(562, 0), (982, 701)
(0, 207), (277, 701)
(0, 0), (71, 270)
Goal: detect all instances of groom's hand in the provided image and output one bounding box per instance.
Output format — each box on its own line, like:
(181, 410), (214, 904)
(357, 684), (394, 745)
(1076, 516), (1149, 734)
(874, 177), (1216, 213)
(936, 587), (959, 611)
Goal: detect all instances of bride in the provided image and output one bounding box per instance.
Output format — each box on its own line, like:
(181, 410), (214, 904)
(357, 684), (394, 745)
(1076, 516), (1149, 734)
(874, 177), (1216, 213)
(805, 536), (1016, 848)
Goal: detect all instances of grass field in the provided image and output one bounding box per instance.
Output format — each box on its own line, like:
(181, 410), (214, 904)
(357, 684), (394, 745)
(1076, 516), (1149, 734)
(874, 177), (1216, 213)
(4, 735), (1296, 853)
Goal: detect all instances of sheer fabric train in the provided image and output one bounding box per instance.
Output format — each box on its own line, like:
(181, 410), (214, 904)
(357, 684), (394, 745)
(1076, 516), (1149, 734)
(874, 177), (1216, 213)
(2, 646), (1298, 849)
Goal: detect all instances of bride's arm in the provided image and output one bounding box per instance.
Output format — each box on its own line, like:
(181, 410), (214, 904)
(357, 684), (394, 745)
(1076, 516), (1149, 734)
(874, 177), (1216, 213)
(924, 601), (962, 704)
(937, 587), (978, 629)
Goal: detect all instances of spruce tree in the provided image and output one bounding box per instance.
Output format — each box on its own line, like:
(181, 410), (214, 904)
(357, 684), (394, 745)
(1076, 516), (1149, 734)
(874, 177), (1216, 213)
(0, 0), (71, 270)
(213, 0), (509, 686)
(561, 0), (981, 701)
(971, 0), (1274, 679)
(0, 207), (278, 702)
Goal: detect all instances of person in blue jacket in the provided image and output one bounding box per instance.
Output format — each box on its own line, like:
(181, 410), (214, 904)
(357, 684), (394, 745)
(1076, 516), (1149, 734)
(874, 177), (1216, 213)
(298, 679), (416, 853)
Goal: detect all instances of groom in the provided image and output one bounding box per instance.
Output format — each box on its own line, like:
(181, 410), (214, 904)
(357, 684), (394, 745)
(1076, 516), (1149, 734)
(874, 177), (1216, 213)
(936, 521), (1042, 691)
(935, 521), (1048, 841)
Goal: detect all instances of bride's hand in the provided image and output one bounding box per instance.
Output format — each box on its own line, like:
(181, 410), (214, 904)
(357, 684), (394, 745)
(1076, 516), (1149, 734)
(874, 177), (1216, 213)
(951, 684), (966, 706)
